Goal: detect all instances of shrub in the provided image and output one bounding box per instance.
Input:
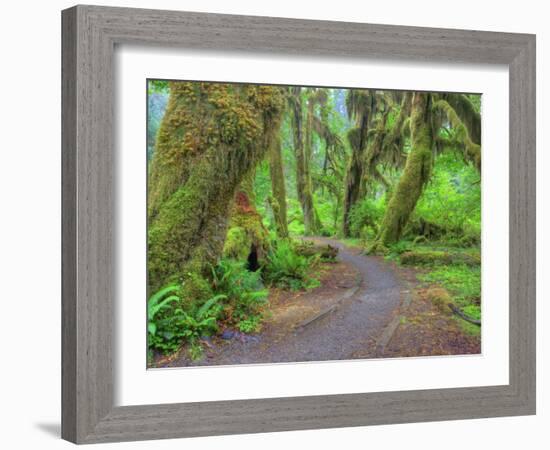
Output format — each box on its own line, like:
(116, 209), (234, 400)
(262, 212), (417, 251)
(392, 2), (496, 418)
(147, 283), (226, 357)
(388, 240), (413, 255)
(211, 258), (269, 327)
(348, 197), (385, 239)
(147, 284), (180, 349)
(263, 240), (315, 290)
(237, 315), (262, 333)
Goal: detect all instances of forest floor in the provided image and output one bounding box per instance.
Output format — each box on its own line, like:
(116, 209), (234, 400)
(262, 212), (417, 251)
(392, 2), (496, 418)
(155, 238), (480, 368)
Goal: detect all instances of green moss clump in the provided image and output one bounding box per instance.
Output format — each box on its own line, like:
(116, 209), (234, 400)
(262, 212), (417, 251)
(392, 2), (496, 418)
(223, 170), (271, 264)
(425, 287), (453, 314)
(223, 227), (250, 261)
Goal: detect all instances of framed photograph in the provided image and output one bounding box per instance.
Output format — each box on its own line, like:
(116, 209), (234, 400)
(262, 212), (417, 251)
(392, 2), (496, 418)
(62, 5), (536, 444)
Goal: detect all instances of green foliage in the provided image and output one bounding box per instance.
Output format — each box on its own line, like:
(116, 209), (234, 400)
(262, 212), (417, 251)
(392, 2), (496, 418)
(389, 240), (413, 254)
(147, 284), (180, 339)
(418, 264), (481, 309)
(211, 259), (269, 325)
(462, 304), (481, 321)
(413, 152), (481, 244)
(385, 236), (482, 332)
(148, 258), (270, 360)
(237, 315), (262, 333)
(147, 284), (225, 356)
(147, 79), (169, 94)
(263, 240), (317, 290)
(348, 195), (385, 239)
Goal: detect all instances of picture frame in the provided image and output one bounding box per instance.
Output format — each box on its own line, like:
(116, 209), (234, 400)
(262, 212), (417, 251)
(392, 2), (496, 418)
(61, 4), (536, 444)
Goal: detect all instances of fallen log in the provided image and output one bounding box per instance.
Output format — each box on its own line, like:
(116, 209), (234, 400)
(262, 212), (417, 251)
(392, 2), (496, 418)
(294, 243), (339, 260)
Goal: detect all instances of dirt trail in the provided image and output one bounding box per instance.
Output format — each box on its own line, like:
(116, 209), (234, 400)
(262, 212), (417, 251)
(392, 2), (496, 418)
(164, 237), (406, 367)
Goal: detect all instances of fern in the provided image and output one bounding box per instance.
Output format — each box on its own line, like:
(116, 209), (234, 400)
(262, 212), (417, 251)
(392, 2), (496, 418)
(147, 295), (179, 321)
(196, 294), (227, 320)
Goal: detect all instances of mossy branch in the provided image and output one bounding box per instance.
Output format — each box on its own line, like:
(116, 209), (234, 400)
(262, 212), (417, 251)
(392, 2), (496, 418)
(433, 99), (481, 172)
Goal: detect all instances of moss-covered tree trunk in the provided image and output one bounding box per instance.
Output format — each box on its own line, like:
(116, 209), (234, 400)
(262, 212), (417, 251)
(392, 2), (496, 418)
(342, 92), (371, 237)
(268, 131), (289, 238)
(290, 87), (320, 235)
(223, 170), (270, 270)
(147, 82), (284, 293)
(370, 92), (434, 251)
(304, 94), (322, 234)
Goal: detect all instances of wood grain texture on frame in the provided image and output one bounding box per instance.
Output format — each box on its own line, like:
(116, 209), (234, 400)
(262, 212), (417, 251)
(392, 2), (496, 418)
(61, 4), (536, 444)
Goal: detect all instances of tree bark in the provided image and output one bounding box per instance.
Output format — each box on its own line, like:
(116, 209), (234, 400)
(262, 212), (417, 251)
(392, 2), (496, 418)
(342, 93), (371, 237)
(268, 131), (289, 238)
(147, 82), (284, 292)
(224, 170), (270, 270)
(290, 87), (320, 235)
(370, 92), (434, 250)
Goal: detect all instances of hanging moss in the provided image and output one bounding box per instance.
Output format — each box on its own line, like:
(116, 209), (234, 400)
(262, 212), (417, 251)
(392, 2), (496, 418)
(289, 87), (321, 235)
(442, 93), (481, 145)
(433, 99), (481, 172)
(381, 92), (412, 166)
(147, 82), (284, 293)
(369, 92), (434, 252)
(342, 89), (374, 237)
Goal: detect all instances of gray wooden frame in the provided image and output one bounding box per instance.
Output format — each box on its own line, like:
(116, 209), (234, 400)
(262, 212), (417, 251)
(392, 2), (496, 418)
(61, 4), (536, 444)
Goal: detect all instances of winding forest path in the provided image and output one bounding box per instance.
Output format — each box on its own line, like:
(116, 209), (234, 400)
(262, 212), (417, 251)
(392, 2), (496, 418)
(164, 238), (408, 367)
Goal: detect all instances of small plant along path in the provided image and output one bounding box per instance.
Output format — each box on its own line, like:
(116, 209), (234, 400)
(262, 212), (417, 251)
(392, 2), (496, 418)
(163, 238), (411, 367)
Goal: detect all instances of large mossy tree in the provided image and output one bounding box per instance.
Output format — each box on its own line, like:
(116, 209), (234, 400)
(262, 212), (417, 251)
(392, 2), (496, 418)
(368, 91), (481, 252)
(342, 89), (373, 237)
(369, 92), (434, 251)
(147, 81), (284, 293)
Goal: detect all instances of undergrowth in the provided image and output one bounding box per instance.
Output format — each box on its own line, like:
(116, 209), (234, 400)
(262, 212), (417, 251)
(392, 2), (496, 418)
(147, 240), (325, 361)
(148, 259), (269, 360)
(385, 239), (481, 335)
(262, 240), (320, 291)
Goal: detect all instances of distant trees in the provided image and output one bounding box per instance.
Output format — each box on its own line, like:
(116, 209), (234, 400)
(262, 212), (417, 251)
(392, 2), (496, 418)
(288, 87), (321, 235)
(268, 129), (289, 238)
